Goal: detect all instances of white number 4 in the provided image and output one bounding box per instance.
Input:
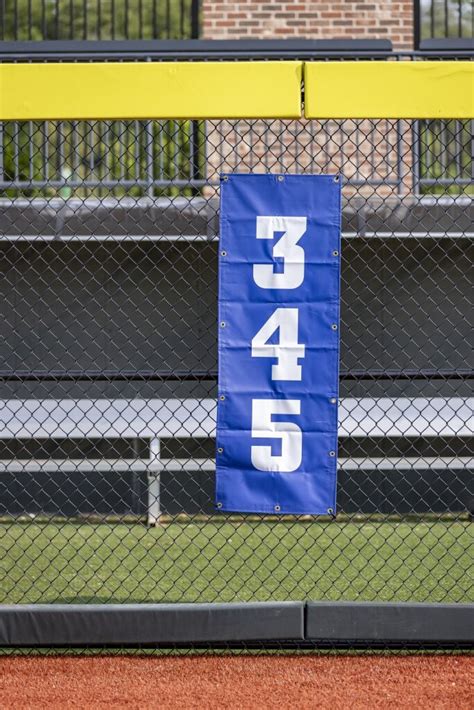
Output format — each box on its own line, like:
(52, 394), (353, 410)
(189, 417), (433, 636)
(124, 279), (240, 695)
(251, 399), (302, 473)
(251, 307), (305, 381)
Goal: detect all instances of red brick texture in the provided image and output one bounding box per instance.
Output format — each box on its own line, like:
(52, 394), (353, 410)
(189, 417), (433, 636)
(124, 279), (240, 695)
(202, 1), (414, 49)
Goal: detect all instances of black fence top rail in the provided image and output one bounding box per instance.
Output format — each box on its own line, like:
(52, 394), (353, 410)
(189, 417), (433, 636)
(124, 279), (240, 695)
(420, 38), (474, 51)
(0, 38), (473, 61)
(0, 370), (472, 382)
(0, 38), (394, 55)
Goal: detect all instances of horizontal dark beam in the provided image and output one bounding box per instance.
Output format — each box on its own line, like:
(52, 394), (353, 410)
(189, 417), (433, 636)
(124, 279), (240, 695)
(306, 602), (474, 643)
(159, 436), (474, 460)
(0, 602), (471, 647)
(0, 602), (304, 646)
(0, 39), (394, 53)
(0, 370), (472, 382)
(340, 369), (474, 381)
(0, 370), (216, 382)
(0, 437), (149, 461)
(0, 435), (469, 461)
(0, 38), (394, 61)
(420, 38), (474, 52)
(1, 467), (471, 517)
(0, 40), (471, 61)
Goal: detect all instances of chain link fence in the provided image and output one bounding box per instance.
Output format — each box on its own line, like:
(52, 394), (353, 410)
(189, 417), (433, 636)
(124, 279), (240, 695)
(0, 48), (472, 647)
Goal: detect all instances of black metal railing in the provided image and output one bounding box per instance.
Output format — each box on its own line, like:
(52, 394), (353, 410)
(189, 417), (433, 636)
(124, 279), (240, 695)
(415, 0), (473, 48)
(0, 0), (200, 41)
(0, 40), (472, 196)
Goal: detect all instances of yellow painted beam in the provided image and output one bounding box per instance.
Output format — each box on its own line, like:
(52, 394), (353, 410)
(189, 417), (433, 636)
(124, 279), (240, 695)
(0, 61), (303, 120)
(304, 61), (474, 119)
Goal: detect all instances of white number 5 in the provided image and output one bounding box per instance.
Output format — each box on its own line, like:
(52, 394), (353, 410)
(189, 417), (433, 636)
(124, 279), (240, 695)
(253, 216), (307, 290)
(251, 399), (302, 473)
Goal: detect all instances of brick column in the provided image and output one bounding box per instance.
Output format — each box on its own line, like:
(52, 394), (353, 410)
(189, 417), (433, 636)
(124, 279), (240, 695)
(202, 1), (414, 49)
(202, 1), (415, 198)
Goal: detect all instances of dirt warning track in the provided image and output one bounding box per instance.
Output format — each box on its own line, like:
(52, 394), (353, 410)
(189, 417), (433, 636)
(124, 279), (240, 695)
(0, 655), (472, 709)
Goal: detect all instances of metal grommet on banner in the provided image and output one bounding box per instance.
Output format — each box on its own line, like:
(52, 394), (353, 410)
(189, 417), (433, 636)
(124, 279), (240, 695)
(332, 250), (339, 257)
(219, 395), (225, 401)
(220, 321), (226, 328)
(216, 502), (223, 509)
(222, 175), (229, 182)
(221, 250), (227, 257)
(334, 175), (340, 183)
(277, 175), (284, 182)
(274, 505), (281, 512)
(327, 508), (334, 515)
(330, 397), (337, 404)
(217, 447), (223, 454)
(329, 451), (336, 457)
(331, 323), (338, 331)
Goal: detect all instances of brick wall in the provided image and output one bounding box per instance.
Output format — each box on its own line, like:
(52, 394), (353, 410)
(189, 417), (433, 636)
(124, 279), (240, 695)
(202, 1), (414, 50)
(202, 1), (415, 197)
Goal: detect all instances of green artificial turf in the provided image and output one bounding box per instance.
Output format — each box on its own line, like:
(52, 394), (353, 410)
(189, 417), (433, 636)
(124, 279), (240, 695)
(0, 520), (472, 605)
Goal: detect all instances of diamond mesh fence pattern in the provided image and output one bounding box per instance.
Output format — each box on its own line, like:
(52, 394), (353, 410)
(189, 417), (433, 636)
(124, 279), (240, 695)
(0, 75), (472, 621)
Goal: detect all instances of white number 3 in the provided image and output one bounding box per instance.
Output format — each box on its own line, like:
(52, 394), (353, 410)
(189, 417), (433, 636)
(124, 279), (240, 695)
(253, 216), (307, 290)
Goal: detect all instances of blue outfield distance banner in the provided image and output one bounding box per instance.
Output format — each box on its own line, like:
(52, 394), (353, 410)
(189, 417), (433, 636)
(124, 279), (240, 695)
(216, 173), (341, 515)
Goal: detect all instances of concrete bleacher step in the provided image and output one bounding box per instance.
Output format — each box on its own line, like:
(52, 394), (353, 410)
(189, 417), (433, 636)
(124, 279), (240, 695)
(0, 397), (471, 521)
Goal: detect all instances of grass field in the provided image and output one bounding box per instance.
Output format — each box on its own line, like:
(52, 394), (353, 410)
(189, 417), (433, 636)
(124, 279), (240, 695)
(0, 520), (472, 605)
